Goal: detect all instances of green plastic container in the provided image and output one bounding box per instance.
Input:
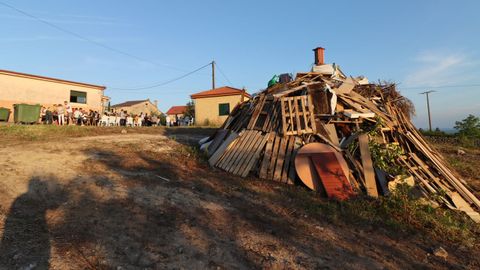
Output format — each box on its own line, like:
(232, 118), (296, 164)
(14, 104), (41, 124)
(0, 107), (10, 121)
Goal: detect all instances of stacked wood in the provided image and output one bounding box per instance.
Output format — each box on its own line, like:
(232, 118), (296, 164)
(202, 68), (480, 222)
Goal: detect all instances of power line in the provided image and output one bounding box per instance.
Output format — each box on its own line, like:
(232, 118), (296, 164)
(0, 1), (188, 72)
(110, 62), (212, 91)
(398, 83), (480, 90)
(215, 62), (233, 86)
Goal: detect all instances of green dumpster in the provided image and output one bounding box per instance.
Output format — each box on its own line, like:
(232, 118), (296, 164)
(14, 104), (41, 124)
(0, 107), (10, 121)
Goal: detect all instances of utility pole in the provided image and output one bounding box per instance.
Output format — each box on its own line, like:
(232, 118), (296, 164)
(211, 60), (216, 90)
(420, 90), (436, 131)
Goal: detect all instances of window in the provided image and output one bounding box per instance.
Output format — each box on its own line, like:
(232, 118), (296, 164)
(70, 90), (87, 104)
(218, 103), (230, 116)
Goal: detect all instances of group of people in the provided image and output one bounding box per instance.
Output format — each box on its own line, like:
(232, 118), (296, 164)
(40, 101), (100, 126)
(39, 101), (161, 127)
(165, 115), (194, 127)
(101, 109), (160, 127)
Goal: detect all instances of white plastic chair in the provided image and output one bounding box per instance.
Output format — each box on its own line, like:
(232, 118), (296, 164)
(99, 115), (109, 126)
(107, 116), (116, 126)
(126, 116), (134, 127)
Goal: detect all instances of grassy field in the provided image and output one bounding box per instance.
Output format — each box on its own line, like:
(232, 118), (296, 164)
(429, 139), (480, 198)
(0, 125), (478, 268)
(0, 124), (216, 144)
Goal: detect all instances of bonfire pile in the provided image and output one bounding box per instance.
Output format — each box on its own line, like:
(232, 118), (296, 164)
(199, 59), (480, 222)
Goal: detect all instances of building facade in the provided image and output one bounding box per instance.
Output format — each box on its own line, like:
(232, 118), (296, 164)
(0, 69), (107, 122)
(190, 86), (250, 126)
(166, 106), (187, 123)
(111, 99), (161, 116)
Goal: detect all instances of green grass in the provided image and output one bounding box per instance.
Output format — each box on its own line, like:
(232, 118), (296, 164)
(278, 185), (480, 246)
(0, 124), (165, 142)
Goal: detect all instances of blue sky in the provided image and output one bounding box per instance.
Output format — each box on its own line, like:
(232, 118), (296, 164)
(1, 0), (479, 128)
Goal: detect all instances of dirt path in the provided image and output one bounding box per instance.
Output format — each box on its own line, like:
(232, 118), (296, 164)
(0, 132), (478, 269)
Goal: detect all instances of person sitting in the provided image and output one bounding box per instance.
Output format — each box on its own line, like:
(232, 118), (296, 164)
(45, 107), (53, 125)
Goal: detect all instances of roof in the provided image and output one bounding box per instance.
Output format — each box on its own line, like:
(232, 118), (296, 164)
(190, 86), (251, 99)
(166, 105), (187, 115)
(0, 69), (106, 90)
(112, 99), (150, 108)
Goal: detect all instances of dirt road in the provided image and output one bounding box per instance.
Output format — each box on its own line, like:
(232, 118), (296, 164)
(0, 130), (478, 269)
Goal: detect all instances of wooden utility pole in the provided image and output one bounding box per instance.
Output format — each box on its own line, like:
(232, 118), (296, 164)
(420, 90), (435, 131)
(211, 60), (216, 90)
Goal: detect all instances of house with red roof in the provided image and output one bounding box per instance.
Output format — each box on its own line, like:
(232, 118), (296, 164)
(190, 86), (250, 126)
(166, 105), (187, 124)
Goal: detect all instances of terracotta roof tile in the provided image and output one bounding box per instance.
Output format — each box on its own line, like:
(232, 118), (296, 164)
(166, 105), (187, 115)
(190, 86), (251, 99)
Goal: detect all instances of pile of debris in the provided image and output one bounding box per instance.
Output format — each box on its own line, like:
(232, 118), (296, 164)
(199, 47), (480, 222)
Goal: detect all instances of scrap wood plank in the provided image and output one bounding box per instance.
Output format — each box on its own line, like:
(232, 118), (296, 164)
(343, 150), (365, 187)
(219, 131), (252, 170)
(306, 94), (317, 133)
(324, 123), (340, 147)
(358, 134), (378, 198)
(247, 95), (266, 129)
(259, 132), (276, 179)
(208, 132), (239, 166)
(216, 136), (240, 168)
(273, 136), (288, 181)
(287, 98), (294, 134)
(409, 152), (450, 190)
(267, 134), (281, 180)
(398, 157), (440, 195)
(272, 82), (321, 98)
(293, 97), (302, 135)
(287, 137), (302, 184)
(216, 130), (247, 168)
(404, 132), (480, 209)
(266, 100), (280, 132)
(450, 192), (480, 223)
(281, 98), (288, 136)
(300, 98), (309, 132)
(281, 136), (295, 183)
(207, 129), (229, 157)
(311, 153), (355, 200)
(231, 130), (261, 173)
(225, 131), (257, 172)
(281, 95), (316, 136)
(232, 131), (262, 175)
(240, 133), (269, 177)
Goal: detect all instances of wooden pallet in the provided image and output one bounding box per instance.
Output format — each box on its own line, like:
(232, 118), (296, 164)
(280, 94), (316, 136)
(259, 132), (301, 184)
(215, 130), (267, 177)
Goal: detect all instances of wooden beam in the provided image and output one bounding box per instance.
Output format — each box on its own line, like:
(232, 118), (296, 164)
(358, 134), (378, 197)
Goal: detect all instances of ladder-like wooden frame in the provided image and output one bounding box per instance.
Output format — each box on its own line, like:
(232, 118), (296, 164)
(280, 94), (317, 136)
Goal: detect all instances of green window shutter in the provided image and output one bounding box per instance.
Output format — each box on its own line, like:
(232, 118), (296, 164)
(218, 103), (230, 116)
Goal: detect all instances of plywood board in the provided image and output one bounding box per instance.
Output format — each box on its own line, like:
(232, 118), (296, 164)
(311, 154), (355, 200)
(358, 134), (378, 197)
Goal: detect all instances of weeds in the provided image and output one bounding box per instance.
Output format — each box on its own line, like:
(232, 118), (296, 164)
(284, 184), (480, 245)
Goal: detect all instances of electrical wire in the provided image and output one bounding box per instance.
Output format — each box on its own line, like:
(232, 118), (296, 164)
(215, 62), (233, 86)
(398, 83), (480, 90)
(109, 62), (212, 91)
(0, 1), (188, 72)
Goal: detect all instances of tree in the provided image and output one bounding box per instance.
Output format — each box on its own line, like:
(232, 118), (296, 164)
(454, 114), (480, 138)
(185, 101), (195, 118)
